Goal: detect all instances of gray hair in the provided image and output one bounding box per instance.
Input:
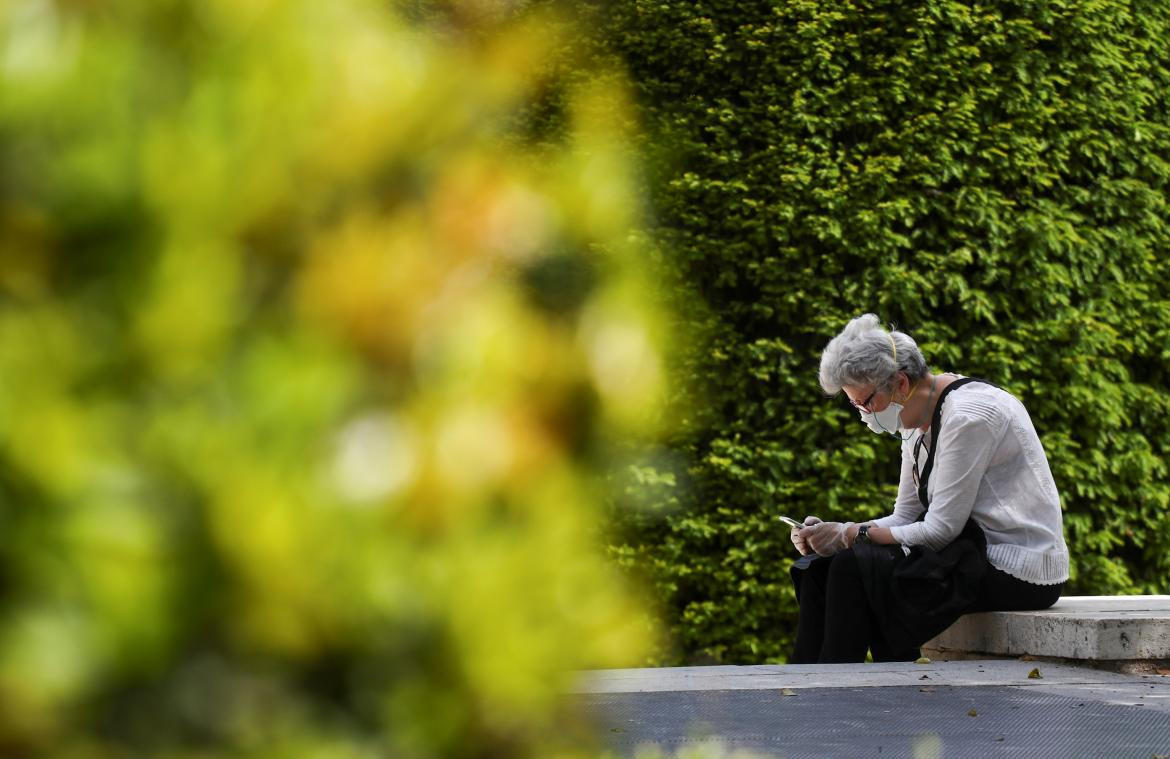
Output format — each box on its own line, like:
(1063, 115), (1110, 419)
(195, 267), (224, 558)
(818, 314), (929, 395)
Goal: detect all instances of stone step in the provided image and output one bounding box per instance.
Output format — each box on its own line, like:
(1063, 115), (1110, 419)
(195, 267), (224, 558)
(923, 595), (1170, 663)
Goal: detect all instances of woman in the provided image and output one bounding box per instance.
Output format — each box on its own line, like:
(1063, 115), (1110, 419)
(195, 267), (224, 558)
(789, 314), (1068, 664)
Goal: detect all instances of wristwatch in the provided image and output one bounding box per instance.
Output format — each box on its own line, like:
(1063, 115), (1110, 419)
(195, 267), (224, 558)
(855, 524), (872, 545)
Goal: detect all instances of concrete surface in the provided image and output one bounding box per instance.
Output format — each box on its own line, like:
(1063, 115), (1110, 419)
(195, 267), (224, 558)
(572, 661), (1170, 758)
(923, 595), (1170, 662)
(574, 660), (1170, 710)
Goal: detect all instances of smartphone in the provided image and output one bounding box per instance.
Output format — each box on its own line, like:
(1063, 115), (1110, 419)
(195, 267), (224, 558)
(777, 516), (806, 529)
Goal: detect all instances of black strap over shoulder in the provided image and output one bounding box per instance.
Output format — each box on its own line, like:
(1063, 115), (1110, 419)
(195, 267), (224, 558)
(916, 377), (993, 509)
(848, 375), (1002, 653)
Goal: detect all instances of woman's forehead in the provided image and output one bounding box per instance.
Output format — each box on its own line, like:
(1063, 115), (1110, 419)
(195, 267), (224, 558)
(842, 384), (871, 399)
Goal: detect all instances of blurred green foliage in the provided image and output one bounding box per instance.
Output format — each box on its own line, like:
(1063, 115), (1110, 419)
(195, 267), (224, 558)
(592, 0), (1170, 664)
(0, 0), (674, 755)
(7, 0), (1170, 750)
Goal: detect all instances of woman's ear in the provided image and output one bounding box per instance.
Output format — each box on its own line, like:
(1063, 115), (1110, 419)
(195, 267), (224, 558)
(896, 371), (910, 401)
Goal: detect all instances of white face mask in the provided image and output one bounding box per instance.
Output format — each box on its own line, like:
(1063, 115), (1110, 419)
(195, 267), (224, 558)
(858, 402), (905, 435)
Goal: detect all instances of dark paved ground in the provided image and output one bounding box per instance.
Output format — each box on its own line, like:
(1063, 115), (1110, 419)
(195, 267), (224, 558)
(572, 661), (1170, 758)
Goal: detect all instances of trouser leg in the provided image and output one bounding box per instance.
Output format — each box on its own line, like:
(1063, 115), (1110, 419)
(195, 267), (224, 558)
(818, 549), (872, 664)
(970, 566), (1064, 612)
(869, 631), (921, 663)
(791, 555), (832, 664)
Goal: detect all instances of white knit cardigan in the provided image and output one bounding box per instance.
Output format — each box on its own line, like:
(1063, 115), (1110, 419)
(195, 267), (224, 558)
(873, 381), (1070, 585)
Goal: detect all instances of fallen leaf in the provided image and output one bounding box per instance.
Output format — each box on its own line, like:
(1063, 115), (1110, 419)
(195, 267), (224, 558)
(1028, 668), (1042, 679)
(968, 709), (977, 717)
(781, 688), (797, 697)
(1155, 668), (1170, 676)
(995, 736), (1005, 742)
(915, 657), (932, 664)
(1019, 654), (1036, 661)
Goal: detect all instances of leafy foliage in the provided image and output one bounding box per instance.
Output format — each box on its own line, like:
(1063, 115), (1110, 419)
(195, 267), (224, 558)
(0, 0), (669, 755)
(597, 0), (1170, 663)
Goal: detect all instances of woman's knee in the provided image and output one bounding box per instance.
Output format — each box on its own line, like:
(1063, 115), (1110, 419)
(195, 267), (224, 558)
(826, 548), (862, 583)
(824, 549), (868, 603)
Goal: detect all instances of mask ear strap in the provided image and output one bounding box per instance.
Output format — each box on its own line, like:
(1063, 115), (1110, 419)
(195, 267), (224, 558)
(900, 374), (920, 404)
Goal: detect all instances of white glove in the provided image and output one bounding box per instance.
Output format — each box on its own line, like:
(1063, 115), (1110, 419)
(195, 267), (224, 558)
(790, 516), (822, 556)
(803, 521), (855, 557)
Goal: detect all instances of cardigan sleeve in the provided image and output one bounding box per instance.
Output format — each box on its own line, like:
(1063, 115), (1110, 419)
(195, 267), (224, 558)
(888, 403), (1006, 550)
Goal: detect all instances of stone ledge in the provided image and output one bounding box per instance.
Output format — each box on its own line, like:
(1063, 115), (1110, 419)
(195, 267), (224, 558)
(922, 595), (1170, 664)
(572, 659), (1170, 695)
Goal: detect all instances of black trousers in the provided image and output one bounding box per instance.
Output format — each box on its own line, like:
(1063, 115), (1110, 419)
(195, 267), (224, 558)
(790, 549), (1064, 664)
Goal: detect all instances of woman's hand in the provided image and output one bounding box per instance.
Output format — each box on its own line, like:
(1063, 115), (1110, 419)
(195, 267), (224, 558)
(790, 516), (822, 555)
(802, 521), (855, 557)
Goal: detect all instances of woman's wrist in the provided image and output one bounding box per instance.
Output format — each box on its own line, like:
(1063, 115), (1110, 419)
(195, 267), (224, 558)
(848, 522), (895, 547)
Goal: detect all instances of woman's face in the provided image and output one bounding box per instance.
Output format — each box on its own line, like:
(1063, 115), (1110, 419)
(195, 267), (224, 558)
(843, 372), (905, 412)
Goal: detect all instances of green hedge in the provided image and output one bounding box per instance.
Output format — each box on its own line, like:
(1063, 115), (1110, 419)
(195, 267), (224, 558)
(596, 0), (1170, 664)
